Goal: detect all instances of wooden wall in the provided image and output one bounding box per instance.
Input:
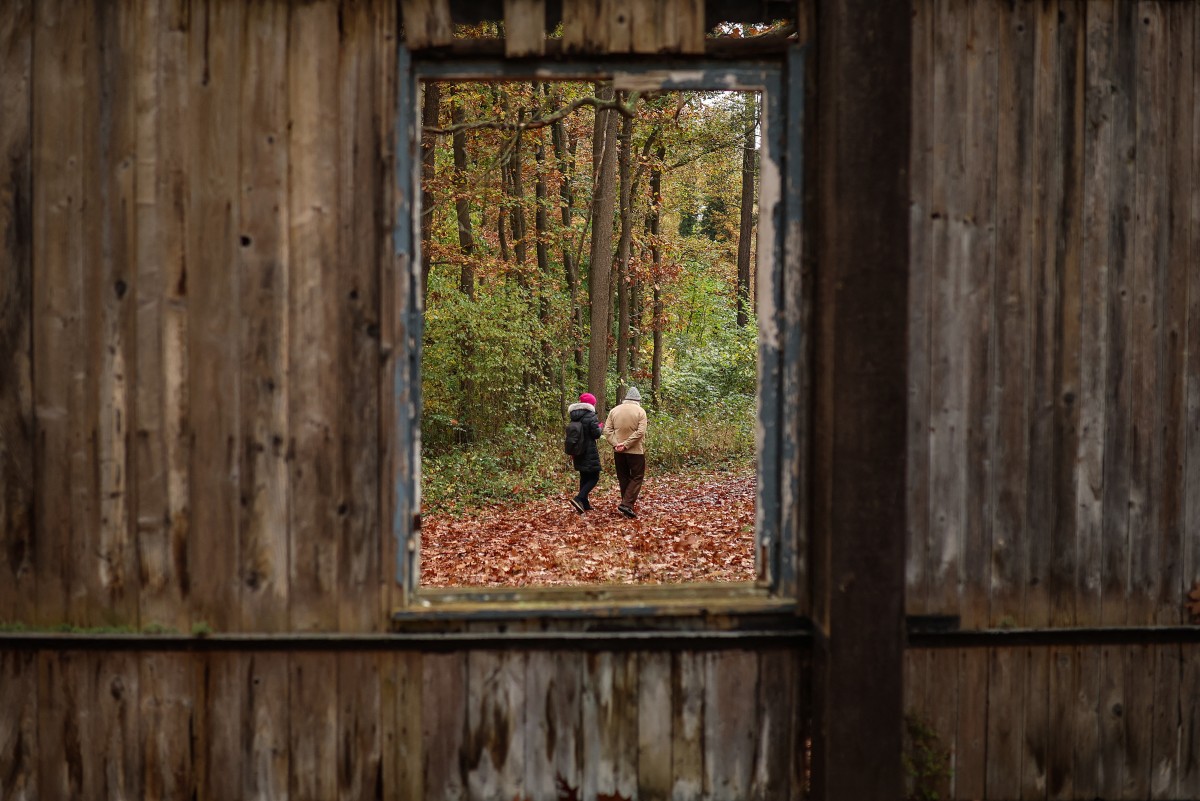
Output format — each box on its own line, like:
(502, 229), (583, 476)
(0, 645), (806, 801)
(4, 0), (1200, 799)
(0, 0), (399, 635)
(905, 1), (1200, 798)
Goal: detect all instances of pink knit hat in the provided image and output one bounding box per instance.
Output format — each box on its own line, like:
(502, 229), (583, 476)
(580, 393), (597, 405)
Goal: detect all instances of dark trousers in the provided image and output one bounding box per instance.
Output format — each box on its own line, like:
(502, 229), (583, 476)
(613, 452), (645, 508)
(576, 470), (599, 509)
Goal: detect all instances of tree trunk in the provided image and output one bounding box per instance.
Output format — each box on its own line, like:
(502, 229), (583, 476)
(587, 81), (620, 417)
(533, 86), (553, 384)
(650, 146), (665, 405)
(615, 100), (634, 404)
(420, 82), (440, 298)
(551, 98), (585, 382)
(736, 94), (757, 327)
(451, 100), (475, 299)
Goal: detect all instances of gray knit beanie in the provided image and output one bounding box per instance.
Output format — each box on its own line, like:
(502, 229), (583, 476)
(624, 386), (642, 402)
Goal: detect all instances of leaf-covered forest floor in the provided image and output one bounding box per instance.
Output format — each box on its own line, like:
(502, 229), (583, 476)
(421, 465), (757, 587)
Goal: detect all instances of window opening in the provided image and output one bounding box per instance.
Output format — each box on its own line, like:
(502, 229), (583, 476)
(394, 58), (800, 607)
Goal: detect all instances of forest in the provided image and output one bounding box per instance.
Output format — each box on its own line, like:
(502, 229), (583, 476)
(418, 77), (763, 584)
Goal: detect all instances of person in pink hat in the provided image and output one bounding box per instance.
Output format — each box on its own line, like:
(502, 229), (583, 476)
(565, 392), (604, 513)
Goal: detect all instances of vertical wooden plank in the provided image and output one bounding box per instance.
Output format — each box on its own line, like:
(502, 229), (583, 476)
(671, 651), (704, 801)
(238, 0), (290, 633)
(1128, 0), (1166, 632)
(811, 0), (910, 796)
(1072, 644), (1102, 800)
(151, 0), (193, 635)
(1076, 0), (1113, 634)
(630, 0), (662, 54)
(32, 0), (85, 628)
(289, 653), (338, 800)
(92, 653), (143, 799)
(1150, 644), (1181, 799)
(75, 0), (105, 629)
(1022, 647), (1050, 801)
(1025, 0), (1061, 639)
(338, 0), (383, 633)
(924, 649), (956, 801)
(1053, 0), (1086, 631)
(376, 0), (399, 621)
(187, 0), (243, 633)
(562, 0), (610, 54)
(133, 0), (176, 633)
(961, 0), (999, 634)
(0, 650), (38, 800)
(902, 649), (926, 801)
(37, 652), (84, 801)
(1122, 644), (1154, 800)
(582, 652), (626, 801)
(1096, 644), (1127, 799)
(608, 0), (633, 53)
(523, 652), (556, 800)
(401, 0), (452, 49)
(905, 0), (933, 620)
(1100, 0), (1136, 633)
(703, 651), (757, 800)
(504, 0), (546, 57)
(243, 653), (289, 800)
(1179, 644), (1200, 798)
(466, 651), (527, 801)
(338, 653), (382, 801)
(196, 653), (243, 801)
(986, 647), (1025, 800)
(389, 651), (425, 801)
(0, 0), (34, 625)
(552, 651), (585, 798)
(676, 0), (705, 55)
(638, 651), (672, 801)
(423, 652), (467, 801)
(92, 0), (141, 629)
(990, 0), (1035, 630)
(1160, 0), (1196, 631)
(140, 653), (196, 801)
(751, 648), (797, 801)
(1047, 647), (1075, 800)
(288, 0), (340, 632)
(955, 648), (988, 801)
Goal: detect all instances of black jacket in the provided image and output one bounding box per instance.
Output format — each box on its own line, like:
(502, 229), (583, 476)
(568, 402), (604, 473)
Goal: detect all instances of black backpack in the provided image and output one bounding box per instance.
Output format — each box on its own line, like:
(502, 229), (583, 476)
(564, 420), (585, 456)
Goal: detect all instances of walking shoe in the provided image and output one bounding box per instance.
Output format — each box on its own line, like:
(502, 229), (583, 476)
(570, 498), (585, 514)
(618, 504), (636, 519)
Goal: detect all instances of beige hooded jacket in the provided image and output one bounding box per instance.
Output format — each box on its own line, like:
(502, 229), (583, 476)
(603, 396), (648, 455)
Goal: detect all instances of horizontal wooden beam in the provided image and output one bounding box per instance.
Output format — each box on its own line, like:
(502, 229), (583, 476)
(439, 0), (795, 27)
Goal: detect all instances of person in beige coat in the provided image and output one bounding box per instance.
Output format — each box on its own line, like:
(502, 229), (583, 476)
(602, 386), (648, 518)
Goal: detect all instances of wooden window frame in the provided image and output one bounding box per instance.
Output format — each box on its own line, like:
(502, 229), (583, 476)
(391, 50), (809, 628)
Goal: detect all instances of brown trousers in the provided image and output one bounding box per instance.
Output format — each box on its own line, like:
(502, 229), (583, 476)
(614, 452), (645, 508)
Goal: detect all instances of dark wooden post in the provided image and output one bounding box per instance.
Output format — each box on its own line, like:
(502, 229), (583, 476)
(810, 0), (912, 798)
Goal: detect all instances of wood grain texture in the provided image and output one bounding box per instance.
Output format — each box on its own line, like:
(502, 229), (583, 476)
(288, 0), (341, 632)
(337, 0), (384, 633)
(32, 0), (86, 628)
(905, 0), (933, 618)
(637, 651), (672, 800)
(289, 654), (338, 800)
(466, 650), (526, 800)
(139, 654), (196, 801)
(504, 0), (546, 57)
(985, 647), (1024, 800)
(401, 0), (453, 49)
(671, 651), (705, 800)
(703, 650), (757, 799)
(187, 0), (243, 632)
(238, 0), (291, 633)
(423, 652), (467, 801)
(989, 0), (1035, 628)
(0, 0), (34, 625)
(562, 0), (610, 54)
(0, 650), (37, 801)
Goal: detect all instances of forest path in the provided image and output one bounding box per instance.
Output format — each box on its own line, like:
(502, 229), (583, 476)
(421, 466), (757, 587)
